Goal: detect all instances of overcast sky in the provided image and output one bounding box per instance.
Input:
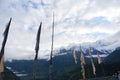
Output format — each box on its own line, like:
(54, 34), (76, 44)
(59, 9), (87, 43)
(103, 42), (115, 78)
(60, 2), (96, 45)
(0, 0), (120, 60)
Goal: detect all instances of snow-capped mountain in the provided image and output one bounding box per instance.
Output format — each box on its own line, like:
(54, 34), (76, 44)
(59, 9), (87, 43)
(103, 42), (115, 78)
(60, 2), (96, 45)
(93, 31), (120, 53)
(53, 31), (120, 57)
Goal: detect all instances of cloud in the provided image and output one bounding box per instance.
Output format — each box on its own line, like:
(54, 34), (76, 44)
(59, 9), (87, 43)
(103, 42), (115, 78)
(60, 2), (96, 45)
(0, 0), (120, 60)
(81, 0), (120, 22)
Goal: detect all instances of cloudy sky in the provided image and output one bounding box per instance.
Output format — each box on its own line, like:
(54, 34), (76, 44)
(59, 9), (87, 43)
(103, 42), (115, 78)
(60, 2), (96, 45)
(0, 0), (120, 60)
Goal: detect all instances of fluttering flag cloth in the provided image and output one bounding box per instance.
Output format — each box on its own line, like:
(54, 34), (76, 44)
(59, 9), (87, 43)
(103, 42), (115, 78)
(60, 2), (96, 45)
(33, 22), (42, 80)
(92, 62), (96, 76)
(97, 52), (105, 76)
(97, 53), (102, 64)
(80, 47), (86, 80)
(73, 48), (77, 64)
(0, 18), (12, 80)
(0, 18), (12, 61)
(89, 48), (96, 76)
(81, 51), (86, 65)
(0, 18), (12, 72)
(0, 57), (4, 73)
(81, 64), (86, 80)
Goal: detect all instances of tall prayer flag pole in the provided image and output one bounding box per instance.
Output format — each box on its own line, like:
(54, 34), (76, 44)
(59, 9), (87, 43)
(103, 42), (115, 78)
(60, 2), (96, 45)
(33, 22), (42, 80)
(49, 13), (54, 80)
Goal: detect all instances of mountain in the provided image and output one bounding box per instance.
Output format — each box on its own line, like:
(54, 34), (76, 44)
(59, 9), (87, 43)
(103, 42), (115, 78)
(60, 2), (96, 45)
(3, 31), (120, 80)
(101, 48), (120, 76)
(0, 67), (20, 80)
(4, 31), (120, 79)
(5, 47), (107, 80)
(56, 45), (108, 56)
(104, 47), (120, 64)
(5, 59), (47, 77)
(5, 46), (120, 80)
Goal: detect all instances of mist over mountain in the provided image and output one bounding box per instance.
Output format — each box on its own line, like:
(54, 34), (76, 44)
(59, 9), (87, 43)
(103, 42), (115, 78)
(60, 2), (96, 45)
(5, 44), (120, 79)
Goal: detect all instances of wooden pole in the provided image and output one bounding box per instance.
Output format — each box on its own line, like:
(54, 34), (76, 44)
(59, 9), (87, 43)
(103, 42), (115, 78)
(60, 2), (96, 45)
(33, 52), (38, 80)
(49, 13), (54, 80)
(0, 72), (4, 80)
(101, 63), (105, 76)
